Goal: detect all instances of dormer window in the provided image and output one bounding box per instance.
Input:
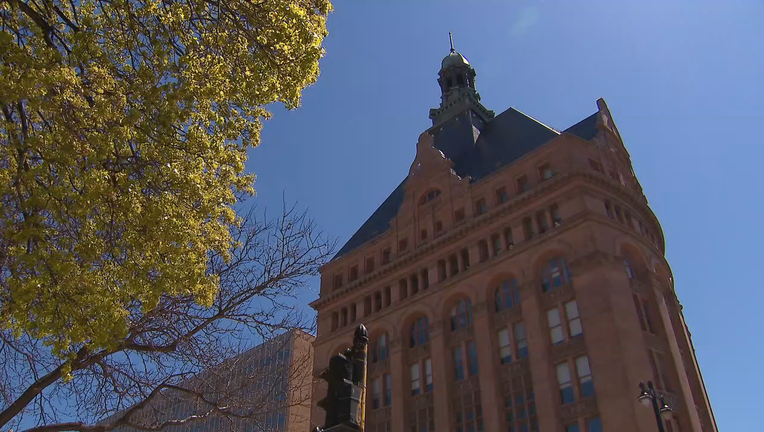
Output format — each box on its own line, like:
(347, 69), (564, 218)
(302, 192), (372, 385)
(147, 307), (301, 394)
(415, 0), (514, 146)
(495, 187), (508, 204)
(382, 247), (392, 265)
(516, 175), (530, 193)
(475, 198), (487, 216)
(419, 189), (442, 206)
(538, 163), (553, 181)
(454, 208), (465, 223)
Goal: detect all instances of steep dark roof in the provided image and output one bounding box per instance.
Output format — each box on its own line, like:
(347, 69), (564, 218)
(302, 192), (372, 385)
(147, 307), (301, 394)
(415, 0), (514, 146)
(333, 108), (598, 259)
(563, 112), (598, 141)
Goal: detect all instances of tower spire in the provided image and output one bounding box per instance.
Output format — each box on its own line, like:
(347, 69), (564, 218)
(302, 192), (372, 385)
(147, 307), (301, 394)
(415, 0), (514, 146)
(449, 32), (455, 53)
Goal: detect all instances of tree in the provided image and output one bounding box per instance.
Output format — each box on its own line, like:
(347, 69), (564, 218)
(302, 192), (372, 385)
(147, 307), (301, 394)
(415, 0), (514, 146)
(1, 0), (333, 429)
(1, 0), (332, 353)
(1, 204), (335, 431)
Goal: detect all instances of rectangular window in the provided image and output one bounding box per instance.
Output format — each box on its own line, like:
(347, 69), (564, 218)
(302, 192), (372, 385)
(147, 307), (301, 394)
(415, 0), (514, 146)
(435, 220), (443, 234)
(566, 425), (581, 432)
(382, 247), (392, 264)
(398, 238), (408, 253)
(496, 187), (509, 204)
(410, 363), (421, 396)
(455, 208), (465, 223)
(366, 257), (375, 273)
(372, 377), (381, 409)
(475, 198), (488, 216)
(538, 163), (553, 180)
(384, 373), (392, 406)
(517, 175), (530, 193)
(349, 265), (358, 282)
(548, 308), (564, 345)
(453, 346), (465, 381)
(587, 417), (602, 432)
(467, 340), (479, 376)
(424, 358), (433, 392)
(557, 363), (575, 404)
(420, 229), (428, 240)
(504, 227), (514, 249)
(515, 322), (528, 359)
(491, 234), (502, 256)
(550, 203), (562, 226)
(648, 350), (663, 389)
(522, 217), (535, 241)
(333, 273), (343, 289)
(566, 300), (583, 337)
(498, 328), (512, 364)
(577, 356), (595, 398)
(536, 211), (548, 234)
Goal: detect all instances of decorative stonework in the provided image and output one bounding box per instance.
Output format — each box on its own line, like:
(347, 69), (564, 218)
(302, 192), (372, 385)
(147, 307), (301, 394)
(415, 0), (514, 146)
(367, 406), (392, 423)
(498, 358), (531, 381)
(405, 343), (432, 363)
(559, 397), (598, 421)
(450, 375), (480, 394)
(550, 336), (587, 363)
(410, 392), (434, 410)
(448, 326), (475, 347)
(492, 306), (523, 328)
(540, 284), (576, 308)
(368, 359), (390, 377)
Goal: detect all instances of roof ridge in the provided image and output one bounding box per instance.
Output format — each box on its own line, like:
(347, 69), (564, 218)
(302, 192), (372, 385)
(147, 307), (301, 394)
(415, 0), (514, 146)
(508, 107), (561, 134)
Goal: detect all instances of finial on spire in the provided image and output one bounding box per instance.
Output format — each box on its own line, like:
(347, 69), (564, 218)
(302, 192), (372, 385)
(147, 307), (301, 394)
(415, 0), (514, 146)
(449, 32), (455, 53)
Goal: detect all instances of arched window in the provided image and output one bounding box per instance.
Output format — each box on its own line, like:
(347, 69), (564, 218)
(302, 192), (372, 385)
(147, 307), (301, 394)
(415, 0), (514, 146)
(541, 257), (571, 292)
(495, 278), (520, 312)
(450, 298), (473, 331)
(410, 316), (430, 348)
(371, 333), (389, 363)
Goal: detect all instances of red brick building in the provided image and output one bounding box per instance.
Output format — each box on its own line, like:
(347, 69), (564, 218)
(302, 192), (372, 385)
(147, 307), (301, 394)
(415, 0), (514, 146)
(310, 47), (717, 432)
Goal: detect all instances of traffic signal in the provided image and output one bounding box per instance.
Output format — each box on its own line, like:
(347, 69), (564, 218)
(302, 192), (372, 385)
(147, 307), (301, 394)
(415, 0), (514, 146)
(315, 325), (369, 431)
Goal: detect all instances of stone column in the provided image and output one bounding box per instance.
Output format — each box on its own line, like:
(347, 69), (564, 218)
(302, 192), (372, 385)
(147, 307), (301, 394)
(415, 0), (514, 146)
(389, 337), (407, 432)
(429, 320), (452, 431)
(519, 281), (557, 432)
(473, 301), (501, 431)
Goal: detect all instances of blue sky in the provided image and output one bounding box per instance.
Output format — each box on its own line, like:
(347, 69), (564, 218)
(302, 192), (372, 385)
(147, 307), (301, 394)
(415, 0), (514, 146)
(247, 1), (763, 430)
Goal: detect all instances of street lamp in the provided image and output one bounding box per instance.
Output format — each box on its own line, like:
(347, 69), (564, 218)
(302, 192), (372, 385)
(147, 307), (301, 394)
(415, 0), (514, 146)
(637, 381), (674, 432)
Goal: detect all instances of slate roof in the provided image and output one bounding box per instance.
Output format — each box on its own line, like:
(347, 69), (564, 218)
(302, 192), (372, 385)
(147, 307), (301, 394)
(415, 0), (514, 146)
(333, 108), (599, 259)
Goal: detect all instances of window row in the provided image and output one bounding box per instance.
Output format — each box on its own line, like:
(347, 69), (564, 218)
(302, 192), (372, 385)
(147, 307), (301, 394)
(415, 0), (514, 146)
(330, 286), (393, 331)
(330, 255), (571, 334)
(604, 199), (659, 246)
(332, 165), (561, 291)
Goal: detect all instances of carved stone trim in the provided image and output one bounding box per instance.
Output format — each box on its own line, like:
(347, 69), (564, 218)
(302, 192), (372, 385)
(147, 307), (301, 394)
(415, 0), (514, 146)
(448, 326), (475, 347)
(368, 359), (390, 377)
(405, 343), (432, 363)
(559, 397), (598, 421)
(449, 375), (481, 394)
(408, 392), (434, 410)
(366, 405), (392, 423)
(643, 332), (670, 353)
(540, 283), (576, 308)
(550, 336), (587, 363)
(492, 306), (524, 328)
(498, 358), (532, 381)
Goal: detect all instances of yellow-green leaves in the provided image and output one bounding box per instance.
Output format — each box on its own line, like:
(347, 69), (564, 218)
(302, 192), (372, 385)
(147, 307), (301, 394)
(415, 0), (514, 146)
(1, 0), (331, 358)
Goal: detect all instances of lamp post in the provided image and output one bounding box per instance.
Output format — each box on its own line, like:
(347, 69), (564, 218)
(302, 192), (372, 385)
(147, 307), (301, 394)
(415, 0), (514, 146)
(636, 381), (674, 432)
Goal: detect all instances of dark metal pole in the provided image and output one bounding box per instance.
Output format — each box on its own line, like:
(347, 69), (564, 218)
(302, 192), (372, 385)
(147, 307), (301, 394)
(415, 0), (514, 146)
(647, 381), (666, 432)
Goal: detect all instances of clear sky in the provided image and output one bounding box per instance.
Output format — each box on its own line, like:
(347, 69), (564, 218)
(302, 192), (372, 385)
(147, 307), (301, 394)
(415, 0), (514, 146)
(246, 1), (763, 431)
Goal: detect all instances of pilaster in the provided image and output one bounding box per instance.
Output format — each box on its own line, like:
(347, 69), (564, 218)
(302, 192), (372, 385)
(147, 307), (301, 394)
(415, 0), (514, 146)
(473, 301), (501, 431)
